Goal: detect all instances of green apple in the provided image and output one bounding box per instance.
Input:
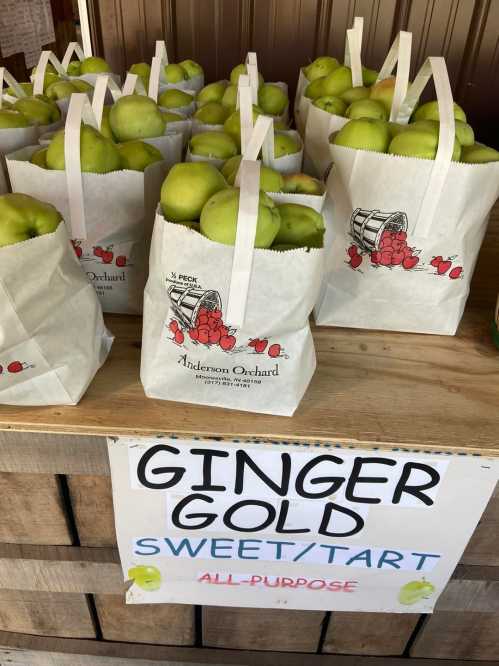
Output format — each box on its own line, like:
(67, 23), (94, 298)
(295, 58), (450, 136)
(72, 80), (93, 94)
(200, 188), (280, 248)
(304, 77), (326, 100)
(340, 86), (370, 105)
(189, 131), (238, 160)
(304, 56), (339, 82)
(413, 100), (466, 123)
(13, 95), (60, 125)
(274, 119), (288, 130)
(282, 173), (324, 195)
(258, 84), (288, 116)
(398, 580), (435, 605)
(221, 84), (237, 110)
(346, 98), (388, 121)
(0, 109), (29, 129)
(162, 111), (184, 126)
(117, 140), (163, 171)
(0, 193), (62, 247)
(66, 60), (82, 76)
(196, 80), (228, 106)
(179, 59), (204, 79)
(230, 64), (264, 88)
(274, 132), (301, 158)
(332, 118), (391, 153)
(312, 95), (346, 116)
(461, 143), (499, 163)
(223, 106), (262, 148)
(322, 66), (353, 97)
(369, 77), (396, 114)
(177, 220), (200, 229)
(47, 125), (121, 173)
(129, 62), (151, 89)
(362, 67), (379, 86)
(161, 162), (227, 222)
(45, 80), (79, 101)
(221, 155), (284, 192)
(30, 147), (48, 168)
(193, 102), (229, 125)
(274, 203), (324, 248)
(100, 106), (115, 141)
(164, 63), (187, 83)
(80, 56), (110, 74)
(128, 565), (162, 592)
(407, 119), (439, 136)
(110, 94), (165, 141)
(388, 121), (407, 138)
(6, 82), (33, 97)
(454, 120), (474, 147)
(158, 88), (194, 109)
(32, 62), (57, 76)
(388, 129), (461, 161)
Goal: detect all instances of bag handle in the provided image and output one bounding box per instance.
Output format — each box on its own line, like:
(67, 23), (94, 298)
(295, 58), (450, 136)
(0, 68), (27, 107)
(344, 16), (363, 87)
(237, 74), (256, 154)
(155, 40), (169, 64)
(77, 0), (94, 59)
(225, 159), (262, 327)
(394, 57), (455, 237)
(148, 55), (163, 101)
(234, 115), (274, 186)
(245, 52), (259, 105)
(90, 72), (139, 129)
(375, 31), (412, 121)
(61, 42), (86, 70)
(33, 51), (68, 95)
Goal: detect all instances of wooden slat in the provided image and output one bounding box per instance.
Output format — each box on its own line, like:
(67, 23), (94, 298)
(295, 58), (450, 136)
(461, 492), (499, 566)
(0, 473), (71, 545)
(322, 612), (419, 655)
(94, 594), (195, 645)
(67, 476), (116, 546)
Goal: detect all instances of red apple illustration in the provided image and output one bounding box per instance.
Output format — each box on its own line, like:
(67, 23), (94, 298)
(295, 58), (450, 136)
(254, 339), (268, 353)
(350, 254), (363, 269)
(102, 251), (114, 264)
(220, 335), (236, 351)
(189, 328), (199, 340)
(430, 255), (443, 267)
(7, 361), (23, 373)
(268, 344), (281, 358)
(115, 255), (127, 267)
(371, 251), (380, 264)
(93, 246), (103, 257)
(449, 266), (463, 280)
(198, 329), (210, 344)
(347, 244), (358, 258)
(437, 260), (452, 275)
(403, 256), (419, 270)
(169, 320), (178, 333)
(174, 330), (184, 345)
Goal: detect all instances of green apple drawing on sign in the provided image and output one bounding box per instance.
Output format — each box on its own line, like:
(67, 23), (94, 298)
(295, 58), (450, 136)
(128, 565), (162, 591)
(398, 579), (436, 605)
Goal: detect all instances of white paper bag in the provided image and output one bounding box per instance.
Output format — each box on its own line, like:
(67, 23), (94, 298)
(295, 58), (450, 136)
(141, 160), (324, 416)
(153, 40), (204, 93)
(315, 57), (499, 335)
(0, 222), (112, 405)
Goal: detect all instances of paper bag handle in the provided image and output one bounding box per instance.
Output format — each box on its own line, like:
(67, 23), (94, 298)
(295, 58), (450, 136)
(235, 115), (274, 186)
(33, 51), (68, 95)
(344, 17), (363, 87)
(237, 75), (255, 154)
(245, 52), (259, 105)
(90, 73), (140, 130)
(394, 57), (455, 237)
(77, 0), (94, 58)
(0, 68), (27, 107)
(375, 31), (412, 121)
(148, 55), (163, 101)
(155, 40), (169, 64)
(61, 42), (86, 70)
(225, 159), (262, 327)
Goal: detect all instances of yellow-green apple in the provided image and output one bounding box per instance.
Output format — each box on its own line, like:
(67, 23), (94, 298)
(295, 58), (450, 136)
(110, 94), (165, 141)
(193, 102), (229, 125)
(346, 98), (388, 121)
(162, 110), (184, 126)
(413, 100), (466, 123)
(304, 77), (326, 100)
(196, 81), (228, 106)
(71, 80), (93, 94)
(99, 106), (115, 141)
(6, 82), (33, 97)
(0, 109), (29, 128)
(282, 173), (324, 195)
(369, 77), (396, 114)
(388, 129), (461, 161)
(221, 155), (284, 191)
(30, 147), (48, 168)
(221, 84), (237, 110)
(223, 106), (262, 148)
(45, 80), (79, 101)
(304, 56), (339, 81)
(179, 59), (204, 79)
(461, 143), (499, 163)
(274, 119), (288, 130)
(161, 162), (227, 221)
(312, 95), (346, 116)
(200, 188), (280, 247)
(158, 88), (194, 109)
(129, 62), (151, 89)
(362, 67), (379, 86)
(230, 64), (264, 88)
(164, 63), (187, 83)
(13, 95), (60, 125)
(340, 86), (370, 104)
(66, 60), (82, 76)
(127, 565), (162, 592)
(454, 120), (474, 147)
(398, 580), (435, 605)
(388, 121), (407, 138)
(274, 132), (301, 158)
(189, 131), (238, 160)
(322, 66), (353, 97)
(332, 118), (391, 153)
(274, 203), (324, 248)
(47, 125), (122, 173)
(117, 140), (163, 171)
(258, 84), (288, 115)
(80, 56), (110, 74)
(0, 193), (62, 247)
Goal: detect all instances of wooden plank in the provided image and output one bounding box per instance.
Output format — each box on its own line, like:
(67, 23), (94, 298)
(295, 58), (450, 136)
(461, 492), (499, 565)
(202, 605), (325, 652)
(0, 473), (71, 545)
(322, 612), (419, 655)
(94, 594), (195, 645)
(0, 590), (95, 638)
(411, 611), (499, 660)
(67, 475), (116, 546)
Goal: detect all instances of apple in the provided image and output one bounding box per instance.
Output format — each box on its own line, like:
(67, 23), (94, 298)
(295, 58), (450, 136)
(332, 118), (391, 153)
(223, 106), (262, 148)
(177, 220), (200, 230)
(258, 84), (288, 116)
(398, 580), (435, 605)
(110, 94), (165, 141)
(454, 120), (474, 147)
(282, 173), (324, 195)
(13, 95), (60, 125)
(461, 143), (499, 164)
(73, 80), (93, 94)
(164, 63), (187, 83)
(304, 77), (326, 100)
(388, 129), (462, 161)
(179, 59), (204, 79)
(162, 111), (184, 126)
(45, 80), (79, 101)
(407, 119), (439, 136)
(193, 102), (229, 125)
(32, 62), (57, 76)
(30, 147), (48, 168)
(322, 66), (353, 97)
(99, 106), (115, 141)
(274, 119), (288, 130)
(128, 565), (162, 592)
(340, 86), (370, 105)
(47, 125), (121, 173)
(221, 155), (284, 192)
(161, 162), (227, 222)
(230, 64), (264, 88)
(221, 84), (237, 110)
(200, 187), (281, 248)
(362, 67), (379, 86)
(388, 121), (407, 138)
(369, 77), (396, 114)
(158, 88), (194, 109)
(129, 62), (151, 89)
(312, 95), (346, 116)
(274, 203), (324, 248)
(66, 60), (82, 76)
(196, 81), (227, 106)
(117, 140), (163, 171)
(274, 132), (301, 158)
(0, 193), (62, 247)
(6, 82), (33, 97)
(346, 98), (388, 121)
(304, 56), (339, 82)
(80, 56), (111, 74)
(413, 100), (466, 123)
(0, 109), (29, 129)
(189, 131), (238, 160)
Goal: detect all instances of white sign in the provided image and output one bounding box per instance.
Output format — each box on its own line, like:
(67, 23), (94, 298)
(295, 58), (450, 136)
(0, 0), (55, 68)
(108, 437), (498, 612)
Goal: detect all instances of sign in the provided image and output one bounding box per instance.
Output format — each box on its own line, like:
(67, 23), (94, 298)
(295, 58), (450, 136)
(0, 0), (55, 68)
(108, 437), (498, 612)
